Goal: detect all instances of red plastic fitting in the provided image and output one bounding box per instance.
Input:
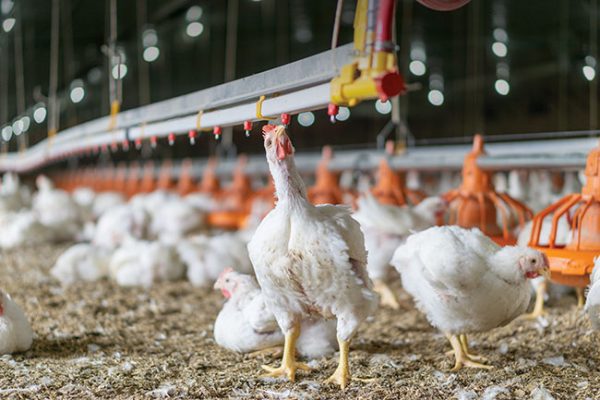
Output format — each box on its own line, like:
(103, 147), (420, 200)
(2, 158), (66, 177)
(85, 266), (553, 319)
(327, 104), (339, 123)
(243, 120), (252, 137)
(188, 130), (197, 145)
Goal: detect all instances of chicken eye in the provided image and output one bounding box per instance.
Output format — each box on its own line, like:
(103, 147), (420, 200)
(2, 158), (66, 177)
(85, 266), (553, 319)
(225, 278), (230, 282)
(265, 139), (272, 147)
(531, 259), (536, 265)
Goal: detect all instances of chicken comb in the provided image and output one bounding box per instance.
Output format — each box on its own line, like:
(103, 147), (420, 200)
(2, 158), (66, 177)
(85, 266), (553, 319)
(218, 267), (234, 280)
(262, 124), (278, 137)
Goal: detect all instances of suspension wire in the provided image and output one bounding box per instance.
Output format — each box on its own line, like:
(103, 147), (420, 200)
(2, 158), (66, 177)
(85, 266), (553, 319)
(48, 0), (61, 141)
(14, 0), (27, 152)
(331, 0), (344, 50)
(590, 0), (598, 130)
(136, 0), (150, 106)
(62, 0), (76, 126)
(0, 40), (7, 154)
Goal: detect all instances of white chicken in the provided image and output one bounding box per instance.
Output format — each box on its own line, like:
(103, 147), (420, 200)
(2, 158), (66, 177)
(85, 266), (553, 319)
(516, 218), (572, 318)
(0, 172), (29, 214)
(51, 243), (112, 285)
(178, 233), (253, 288)
(93, 204), (150, 249)
(32, 175), (82, 241)
(352, 193), (447, 309)
(213, 269), (337, 358)
(91, 191), (125, 219)
(0, 290), (33, 354)
(0, 211), (53, 249)
(149, 198), (205, 244)
(391, 225), (549, 370)
(585, 258), (600, 329)
(248, 125), (378, 389)
(108, 239), (185, 288)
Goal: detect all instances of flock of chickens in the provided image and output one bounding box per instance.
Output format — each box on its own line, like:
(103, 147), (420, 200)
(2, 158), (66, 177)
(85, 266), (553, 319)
(0, 125), (598, 391)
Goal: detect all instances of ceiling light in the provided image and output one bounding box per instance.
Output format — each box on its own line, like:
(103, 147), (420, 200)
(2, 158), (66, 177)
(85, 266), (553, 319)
(493, 28), (508, 43)
(583, 65), (596, 81)
(70, 86), (85, 103)
(492, 42), (508, 57)
(12, 119), (23, 136)
(335, 107), (350, 121)
(33, 106), (47, 123)
(409, 60), (426, 76)
(427, 90), (444, 106)
(143, 46), (160, 62)
(375, 100), (392, 114)
(186, 22), (204, 38)
(297, 112), (315, 127)
(2, 17), (14, 32)
(494, 79), (510, 95)
(1, 126), (12, 141)
(142, 28), (158, 48)
(20, 116), (30, 132)
(111, 64), (128, 80)
(185, 5), (203, 22)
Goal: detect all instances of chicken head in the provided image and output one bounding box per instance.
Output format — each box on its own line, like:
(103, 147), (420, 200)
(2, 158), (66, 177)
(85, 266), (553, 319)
(263, 125), (294, 162)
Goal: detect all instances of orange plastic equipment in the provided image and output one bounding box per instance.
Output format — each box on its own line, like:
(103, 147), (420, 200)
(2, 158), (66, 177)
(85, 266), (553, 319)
(125, 162), (141, 198)
(197, 158), (221, 195)
(177, 158), (195, 196)
(308, 146), (344, 205)
(207, 155), (253, 230)
(371, 158), (426, 206)
(114, 163), (127, 193)
(528, 140), (600, 287)
(140, 161), (156, 193)
(444, 134), (532, 246)
(157, 159), (173, 191)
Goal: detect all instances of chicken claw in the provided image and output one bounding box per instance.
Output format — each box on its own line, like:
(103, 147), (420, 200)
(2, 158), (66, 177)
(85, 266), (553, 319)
(373, 279), (400, 310)
(576, 287), (586, 309)
(325, 338), (351, 389)
(446, 334), (492, 371)
(248, 346), (283, 359)
(260, 324), (310, 382)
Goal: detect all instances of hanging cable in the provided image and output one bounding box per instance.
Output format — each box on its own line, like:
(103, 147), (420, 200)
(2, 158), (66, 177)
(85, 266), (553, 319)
(107, 0), (121, 132)
(331, 0), (344, 50)
(14, 0), (27, 152)
(48, 0), (60, 142)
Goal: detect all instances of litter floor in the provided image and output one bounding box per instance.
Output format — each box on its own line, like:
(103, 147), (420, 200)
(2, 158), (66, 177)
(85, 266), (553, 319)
(0, 244), (598, 399)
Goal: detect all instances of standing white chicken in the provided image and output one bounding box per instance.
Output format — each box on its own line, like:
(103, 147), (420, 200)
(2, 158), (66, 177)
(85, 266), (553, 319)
(109, 240), (185, 288)
(248, 125), (377, 389)
(0, 290), (33, 354)
(51, 243), (113, 285)
(352, 193), (447, 309)
(585, 258), (600, 330)
(391, 226), (549, 370)
(214, 269), (337, 358)
(178, 233), (252, 288)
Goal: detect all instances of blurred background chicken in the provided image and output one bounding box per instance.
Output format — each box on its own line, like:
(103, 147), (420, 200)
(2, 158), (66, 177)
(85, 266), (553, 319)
(51, 243), (112, 285)
(585, 258), (600, 330)
(0, 290), (33, 355)
(353, 193), (447, 309)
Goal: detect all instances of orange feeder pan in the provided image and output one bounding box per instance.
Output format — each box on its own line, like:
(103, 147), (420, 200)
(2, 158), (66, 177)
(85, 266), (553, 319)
(444, 134), (532, 246)
(528, 140), (600, 288)
(308, 146), (345, 205)
(177, 158), (195, 196)
(207, 155), (253, 230)
(197, 158), (221, 195)
(156, 159), (174, 191)
(371, 158), (426, 206)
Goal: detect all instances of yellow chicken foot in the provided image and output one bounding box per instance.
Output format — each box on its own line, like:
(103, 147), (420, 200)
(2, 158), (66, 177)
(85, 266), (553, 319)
(325, 337), (351, 389)
(576, 287), (586, 309)
(520, 279), (547, 320)
(248, 346), (283, 359)
(373, 279), (400, 310)
(459, 334), (488, 362)
(261, 323), (311, 382)
(446, 333), (493, 371)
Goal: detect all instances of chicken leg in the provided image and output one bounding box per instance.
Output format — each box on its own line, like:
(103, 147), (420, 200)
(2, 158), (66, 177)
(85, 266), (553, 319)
(576, 287), (585, 309)
(459, 334), (487, 362)
(325, 337), (351, 389)
(446, 333), (492, 371)
(520, 279), (547, 319)
(373, 279), (400, 310)
(261, 323), (310, 382)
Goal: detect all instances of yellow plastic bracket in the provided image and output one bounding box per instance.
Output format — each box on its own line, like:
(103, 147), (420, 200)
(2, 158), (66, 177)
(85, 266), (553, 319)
(108, 100), (120, 131)
(256, 95), (276, 120)
(196, 110), (204, 130)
